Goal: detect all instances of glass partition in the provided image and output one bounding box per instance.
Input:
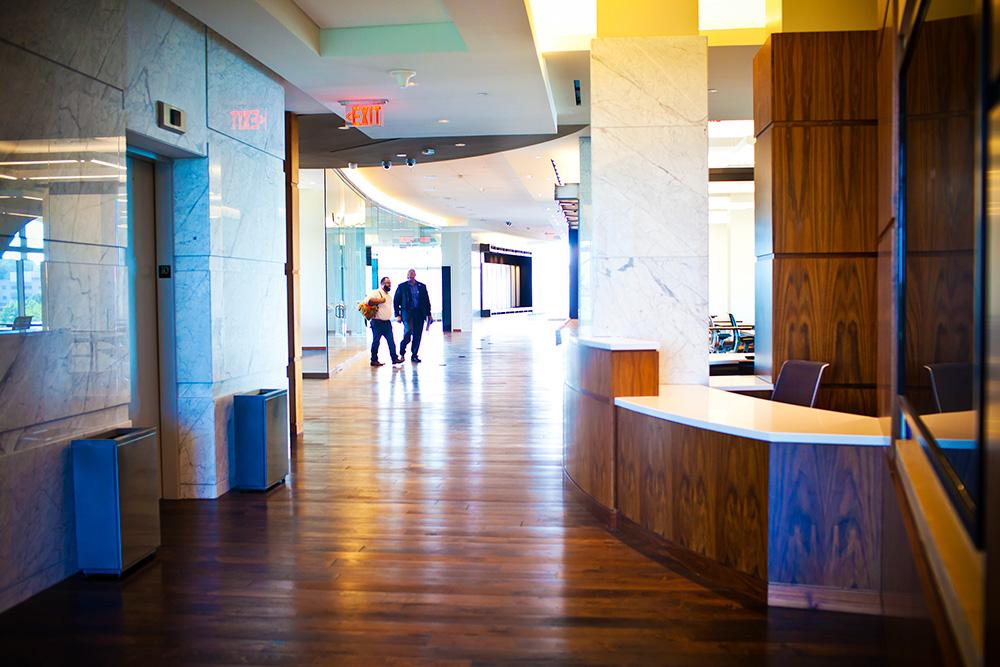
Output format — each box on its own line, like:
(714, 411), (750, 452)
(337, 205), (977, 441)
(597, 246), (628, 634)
(898, 0), (983, 540)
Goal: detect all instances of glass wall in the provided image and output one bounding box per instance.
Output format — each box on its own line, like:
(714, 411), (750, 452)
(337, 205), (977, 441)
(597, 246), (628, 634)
(298, 170), (444, 371)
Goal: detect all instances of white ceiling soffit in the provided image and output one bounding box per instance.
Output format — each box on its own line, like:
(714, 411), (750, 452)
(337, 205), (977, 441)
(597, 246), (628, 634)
(172, 0), (559, 138)
(351, 128), (587, 241)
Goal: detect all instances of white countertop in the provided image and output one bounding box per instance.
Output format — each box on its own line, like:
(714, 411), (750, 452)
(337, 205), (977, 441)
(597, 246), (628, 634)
(615, 385), (889, 446)
(709, 352), (754, 365)
(707, 376), (774, 392)
(574, 335), (660, 351)
(911, 410), (979, 450)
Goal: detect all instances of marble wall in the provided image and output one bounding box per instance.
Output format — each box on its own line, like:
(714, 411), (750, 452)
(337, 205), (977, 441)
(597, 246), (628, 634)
(588, 36), (709, 383)
(0, 0), (289, 611)
(128, 0), (287, 498)
(0, 1), (129, 611)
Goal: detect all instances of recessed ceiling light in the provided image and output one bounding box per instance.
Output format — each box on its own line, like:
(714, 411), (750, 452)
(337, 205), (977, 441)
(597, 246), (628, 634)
(396, 153), (407, 158)
(477, 92), (489, 97)
(708, 88), (718, 93)
(437, 119), (449, 124)
(454, 142), (466, 147)
(338, 125), (350, 130)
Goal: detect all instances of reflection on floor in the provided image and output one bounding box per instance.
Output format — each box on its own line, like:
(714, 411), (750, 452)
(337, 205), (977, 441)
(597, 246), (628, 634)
(0, 316), (927, 664)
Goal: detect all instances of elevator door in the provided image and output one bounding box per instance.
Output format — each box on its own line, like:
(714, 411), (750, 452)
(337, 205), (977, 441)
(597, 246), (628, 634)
(127, 157), (162, 436)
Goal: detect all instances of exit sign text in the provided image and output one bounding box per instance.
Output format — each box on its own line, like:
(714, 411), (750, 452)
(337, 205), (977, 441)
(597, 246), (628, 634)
(230, 109), (267, 131)
(345, 104), (383, 128)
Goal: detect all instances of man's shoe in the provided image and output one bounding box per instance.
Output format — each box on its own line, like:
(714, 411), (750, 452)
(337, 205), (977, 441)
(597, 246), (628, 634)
(391, 357), (403, 365)
(398, 352), (406, 362)
(411, 356), (421, 363)
(370, 360), (384, 367)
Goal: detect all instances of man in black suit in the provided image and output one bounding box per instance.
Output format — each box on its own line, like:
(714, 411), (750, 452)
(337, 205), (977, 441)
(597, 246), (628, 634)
(393, 268), (433, 363)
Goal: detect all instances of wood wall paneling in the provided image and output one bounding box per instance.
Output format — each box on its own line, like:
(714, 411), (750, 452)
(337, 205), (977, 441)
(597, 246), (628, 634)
(284, 112), (303, 436)
(754, 256), (774, 380)
(772, 256), (877, 385)
(771, 31), (879, 122)
(563, 339), (659, 514)
(904, 114), (975, 253)
(754, 128), (774, 256)
(768, 442), (883, 592)
(877, 224), (896, 417)
(755, 30), (879, 415)
(903, 15), (977, 117)
(563, 386), (614, 509)
(772, 124), (878, 254)
(616, 411), (769, 583)
(753, 37), (773, 136)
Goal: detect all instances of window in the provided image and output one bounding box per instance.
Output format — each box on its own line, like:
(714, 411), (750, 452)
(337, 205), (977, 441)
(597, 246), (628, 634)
(1, 218), (44, 330)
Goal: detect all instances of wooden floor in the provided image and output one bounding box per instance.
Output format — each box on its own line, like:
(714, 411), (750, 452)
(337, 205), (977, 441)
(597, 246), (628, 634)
(0, 319), (925, 665)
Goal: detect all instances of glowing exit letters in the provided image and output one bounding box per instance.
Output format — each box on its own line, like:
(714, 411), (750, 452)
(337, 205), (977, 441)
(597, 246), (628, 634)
(345, 103), (384, 128)
(230, 109), (267, 131)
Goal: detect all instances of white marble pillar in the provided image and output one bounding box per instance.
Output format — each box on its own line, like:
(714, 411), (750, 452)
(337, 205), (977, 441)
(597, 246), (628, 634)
(441, 231), (472, 332)
(578, 135), (593, 325)
(589, 36), (709, 383)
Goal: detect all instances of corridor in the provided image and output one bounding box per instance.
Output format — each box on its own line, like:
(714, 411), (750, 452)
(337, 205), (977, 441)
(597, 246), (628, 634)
(0, 320), (923, 665)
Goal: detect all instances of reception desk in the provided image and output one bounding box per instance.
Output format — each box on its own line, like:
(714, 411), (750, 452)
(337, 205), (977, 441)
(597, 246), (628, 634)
(563, 335), (659, 515)
(564, 337), (891, 614)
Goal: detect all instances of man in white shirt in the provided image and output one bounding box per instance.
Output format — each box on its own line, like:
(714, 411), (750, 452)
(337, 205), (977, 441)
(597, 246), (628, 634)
(367, 276), (402, 367)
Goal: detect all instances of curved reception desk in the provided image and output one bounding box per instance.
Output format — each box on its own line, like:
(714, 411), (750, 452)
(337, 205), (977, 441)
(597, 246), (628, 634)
(564, 337), (890, 614)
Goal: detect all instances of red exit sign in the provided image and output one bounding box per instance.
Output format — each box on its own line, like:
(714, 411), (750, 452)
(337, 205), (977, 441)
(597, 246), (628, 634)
(345, 103), (384, 128)
(230, 109), (267, 131)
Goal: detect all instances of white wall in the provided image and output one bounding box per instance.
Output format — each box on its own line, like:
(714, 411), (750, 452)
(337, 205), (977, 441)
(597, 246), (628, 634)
(299, 178), (326, 347)
(708, 206), (755, 324)
(531, 240), (570, 318)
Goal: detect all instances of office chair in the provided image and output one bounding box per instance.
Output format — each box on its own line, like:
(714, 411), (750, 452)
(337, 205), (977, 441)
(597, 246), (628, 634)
(924, 362), (974, 413)
(729, 314), (754, 353)
(771, 360), (830, 408)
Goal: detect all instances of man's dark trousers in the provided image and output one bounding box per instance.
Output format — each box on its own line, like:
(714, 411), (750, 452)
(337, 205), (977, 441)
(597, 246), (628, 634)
(371, 319), (397, 362)
(400, 315), (425, 358)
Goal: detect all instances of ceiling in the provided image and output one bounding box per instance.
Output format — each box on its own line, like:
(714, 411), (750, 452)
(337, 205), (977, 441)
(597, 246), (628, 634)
(170, 1), (759, 243)
(298, 114), (586, 169)
(341, 128), (588, 240)
(173, 0), (573, 138)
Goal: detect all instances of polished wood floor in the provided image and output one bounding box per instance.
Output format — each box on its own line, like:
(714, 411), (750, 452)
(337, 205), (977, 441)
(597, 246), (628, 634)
(0, 319), (923, 665)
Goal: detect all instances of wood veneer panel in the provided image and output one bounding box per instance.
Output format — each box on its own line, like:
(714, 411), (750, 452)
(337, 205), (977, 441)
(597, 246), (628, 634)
(768, 442), (884, 591)
(284, 112), (303, 436)
(754, 256), (774, 380)
(772, 124), (878, 254)
(877, 16), (899, 237)
(563, 386), (614, 509)
(754, 127), (774, 257)
(902, 253), (975, 410)
(904, 15), (976, 117)
(610, 350), (659, 396)
(817, 385), (879, 417)
(877, 225), (896, 416)
(772, 256), (877, 385)
(771, 31), (878, 123)
(616, 411), (769, 582)
(753, 36), (773, 135)
(904, 114), (975, 253)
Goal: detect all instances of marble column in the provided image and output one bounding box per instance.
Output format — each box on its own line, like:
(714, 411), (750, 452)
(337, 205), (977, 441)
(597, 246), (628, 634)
(441, 231), (472, 332)
(588, 36), (709, 383)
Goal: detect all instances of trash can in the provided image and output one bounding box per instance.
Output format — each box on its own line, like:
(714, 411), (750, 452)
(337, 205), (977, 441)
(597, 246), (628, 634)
(72, 427), (160, 575)
(235, 388), (289, 491)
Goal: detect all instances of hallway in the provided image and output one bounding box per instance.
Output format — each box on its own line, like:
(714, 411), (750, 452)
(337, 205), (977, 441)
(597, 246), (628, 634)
(0, 321), (914, 665)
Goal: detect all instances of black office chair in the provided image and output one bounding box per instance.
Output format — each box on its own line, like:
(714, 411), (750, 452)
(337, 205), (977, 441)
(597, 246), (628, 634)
(771, 360), (830, 408)
(924, 362), (973, 413)
(729, 314), (754, 353)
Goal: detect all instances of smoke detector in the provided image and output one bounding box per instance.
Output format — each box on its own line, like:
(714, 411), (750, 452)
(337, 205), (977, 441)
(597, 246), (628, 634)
(389, 69), (417, 88)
